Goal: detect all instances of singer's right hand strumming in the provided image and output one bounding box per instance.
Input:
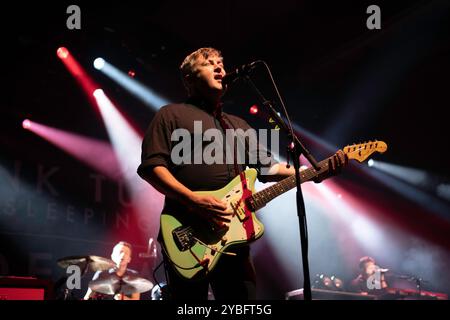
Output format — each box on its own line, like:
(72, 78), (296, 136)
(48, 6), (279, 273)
(143, 166), (232, 229)
(186, 194), (233, 229)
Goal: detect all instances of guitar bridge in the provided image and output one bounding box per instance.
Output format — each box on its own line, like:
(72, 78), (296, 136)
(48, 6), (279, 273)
(172, 226), (196, 252)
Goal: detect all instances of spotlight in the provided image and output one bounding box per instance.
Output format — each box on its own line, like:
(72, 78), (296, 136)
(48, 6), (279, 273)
(22, 119), (31, 130)
(368, 159), (374, 167)
(249, 105), (259, 115)
(313, 274), (344, 291)
(93, 58), (105, 70)
(93, 59), (168, 111)
(322, 275), (333, 288)
(313, 274), (333, 289)
(436, 184), (450, 201)
(93, 88), (104, 98)
(57, 47), (69, 59)
(330, 275), (344, 291)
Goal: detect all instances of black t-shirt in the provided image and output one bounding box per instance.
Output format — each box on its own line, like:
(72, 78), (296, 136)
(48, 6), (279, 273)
(137, 100), (277, 212)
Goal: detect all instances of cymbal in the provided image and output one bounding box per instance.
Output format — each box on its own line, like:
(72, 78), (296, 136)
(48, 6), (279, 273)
(57, 255), (115, 272)
(89, 274), (154, 295)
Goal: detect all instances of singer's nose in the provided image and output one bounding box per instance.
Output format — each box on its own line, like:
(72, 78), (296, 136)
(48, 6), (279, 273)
(214, 65), (223, 75)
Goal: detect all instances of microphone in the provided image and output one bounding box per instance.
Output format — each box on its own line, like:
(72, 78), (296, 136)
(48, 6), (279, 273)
(375, 265), (389, 273)
(139, 238), (157, 259)
(222, 61), (258, 85)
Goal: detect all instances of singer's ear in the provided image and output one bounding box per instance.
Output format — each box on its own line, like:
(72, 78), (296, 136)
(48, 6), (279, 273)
(182, 73), (193, 94)
(184, 73), (195, 86)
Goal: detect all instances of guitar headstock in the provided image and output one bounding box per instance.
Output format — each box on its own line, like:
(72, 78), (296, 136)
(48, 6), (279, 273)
(343, 140), (387, 163)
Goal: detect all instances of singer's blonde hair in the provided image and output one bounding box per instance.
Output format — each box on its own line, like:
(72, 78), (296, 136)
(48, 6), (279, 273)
(180, 47), (223, 94)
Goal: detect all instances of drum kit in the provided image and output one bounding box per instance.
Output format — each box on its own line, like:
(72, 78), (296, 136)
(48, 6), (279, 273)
(56, 255), (153, 299)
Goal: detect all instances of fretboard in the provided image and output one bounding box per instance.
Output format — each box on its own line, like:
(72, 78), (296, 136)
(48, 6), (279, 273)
(250, 158), (330, 211)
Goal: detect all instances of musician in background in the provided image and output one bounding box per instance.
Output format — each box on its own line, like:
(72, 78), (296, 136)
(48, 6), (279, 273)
(137, 47), (347, 300)
(84, 241), (140, 300)
(349, 256), (389, 294)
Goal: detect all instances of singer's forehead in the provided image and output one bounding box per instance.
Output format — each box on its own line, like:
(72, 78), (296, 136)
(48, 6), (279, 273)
(196, 53), (223, 64)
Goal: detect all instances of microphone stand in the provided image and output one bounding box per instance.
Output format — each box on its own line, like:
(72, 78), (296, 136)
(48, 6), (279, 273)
(242, 73), (320, 301)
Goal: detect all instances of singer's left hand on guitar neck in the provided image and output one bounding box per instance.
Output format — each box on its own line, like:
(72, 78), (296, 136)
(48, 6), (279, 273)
(312, 150), (348, 183)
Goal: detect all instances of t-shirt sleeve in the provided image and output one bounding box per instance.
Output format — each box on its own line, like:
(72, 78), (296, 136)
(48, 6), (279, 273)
(137, 106), (174, 179)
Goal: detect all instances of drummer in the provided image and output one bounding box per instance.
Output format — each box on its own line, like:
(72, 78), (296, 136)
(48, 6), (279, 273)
(84, 241), (140, 300)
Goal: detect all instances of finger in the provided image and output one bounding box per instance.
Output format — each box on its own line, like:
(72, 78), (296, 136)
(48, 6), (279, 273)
(338, 150), (347, 165)
(213, 215), (231, 223)
(208, 202), (227, 211)
(211, 197), (227, 210)
(214, 220), (231, 229)
(329, 157), (335, 172)
(335, 154), (341, 172)
(338, 154), (344, 171)
(214, 208), (234, 216)
(338, 152), (344, 165)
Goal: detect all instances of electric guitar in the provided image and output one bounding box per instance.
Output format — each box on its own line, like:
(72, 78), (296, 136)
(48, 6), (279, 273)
(161, 141), (387, 280)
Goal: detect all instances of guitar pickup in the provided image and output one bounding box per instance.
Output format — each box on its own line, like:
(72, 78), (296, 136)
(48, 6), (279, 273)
(230, 202), (247, 222)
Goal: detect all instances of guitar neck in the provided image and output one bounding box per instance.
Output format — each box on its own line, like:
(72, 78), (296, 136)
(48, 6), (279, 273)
(248, 140), (387, 211)
(250, 157), (331, 211)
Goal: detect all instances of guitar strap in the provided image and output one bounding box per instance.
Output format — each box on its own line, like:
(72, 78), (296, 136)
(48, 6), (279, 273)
(215, 112), (243, 178)
(216, 113), (256, 239)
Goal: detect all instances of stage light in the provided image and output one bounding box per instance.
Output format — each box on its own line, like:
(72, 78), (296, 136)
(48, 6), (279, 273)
(57, 47), (69, 59)
(93, 89), (164, 236)
(57, 47), (99, 107)
(313, 274), (334, 289)
(93, 58), (105, 70)
(368, 159), (374, 167)
(249, 105), (259, 115)
(93, 58), (168, 111)
(22, 119), (31, 130)
(436, 184), (450, 201)
(23, 120), (121, 180)
(93, 88), (104, 98)
(367, 160), (430, 187)
(330, 275), (344, 290)
(93, 88), (148, 189)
